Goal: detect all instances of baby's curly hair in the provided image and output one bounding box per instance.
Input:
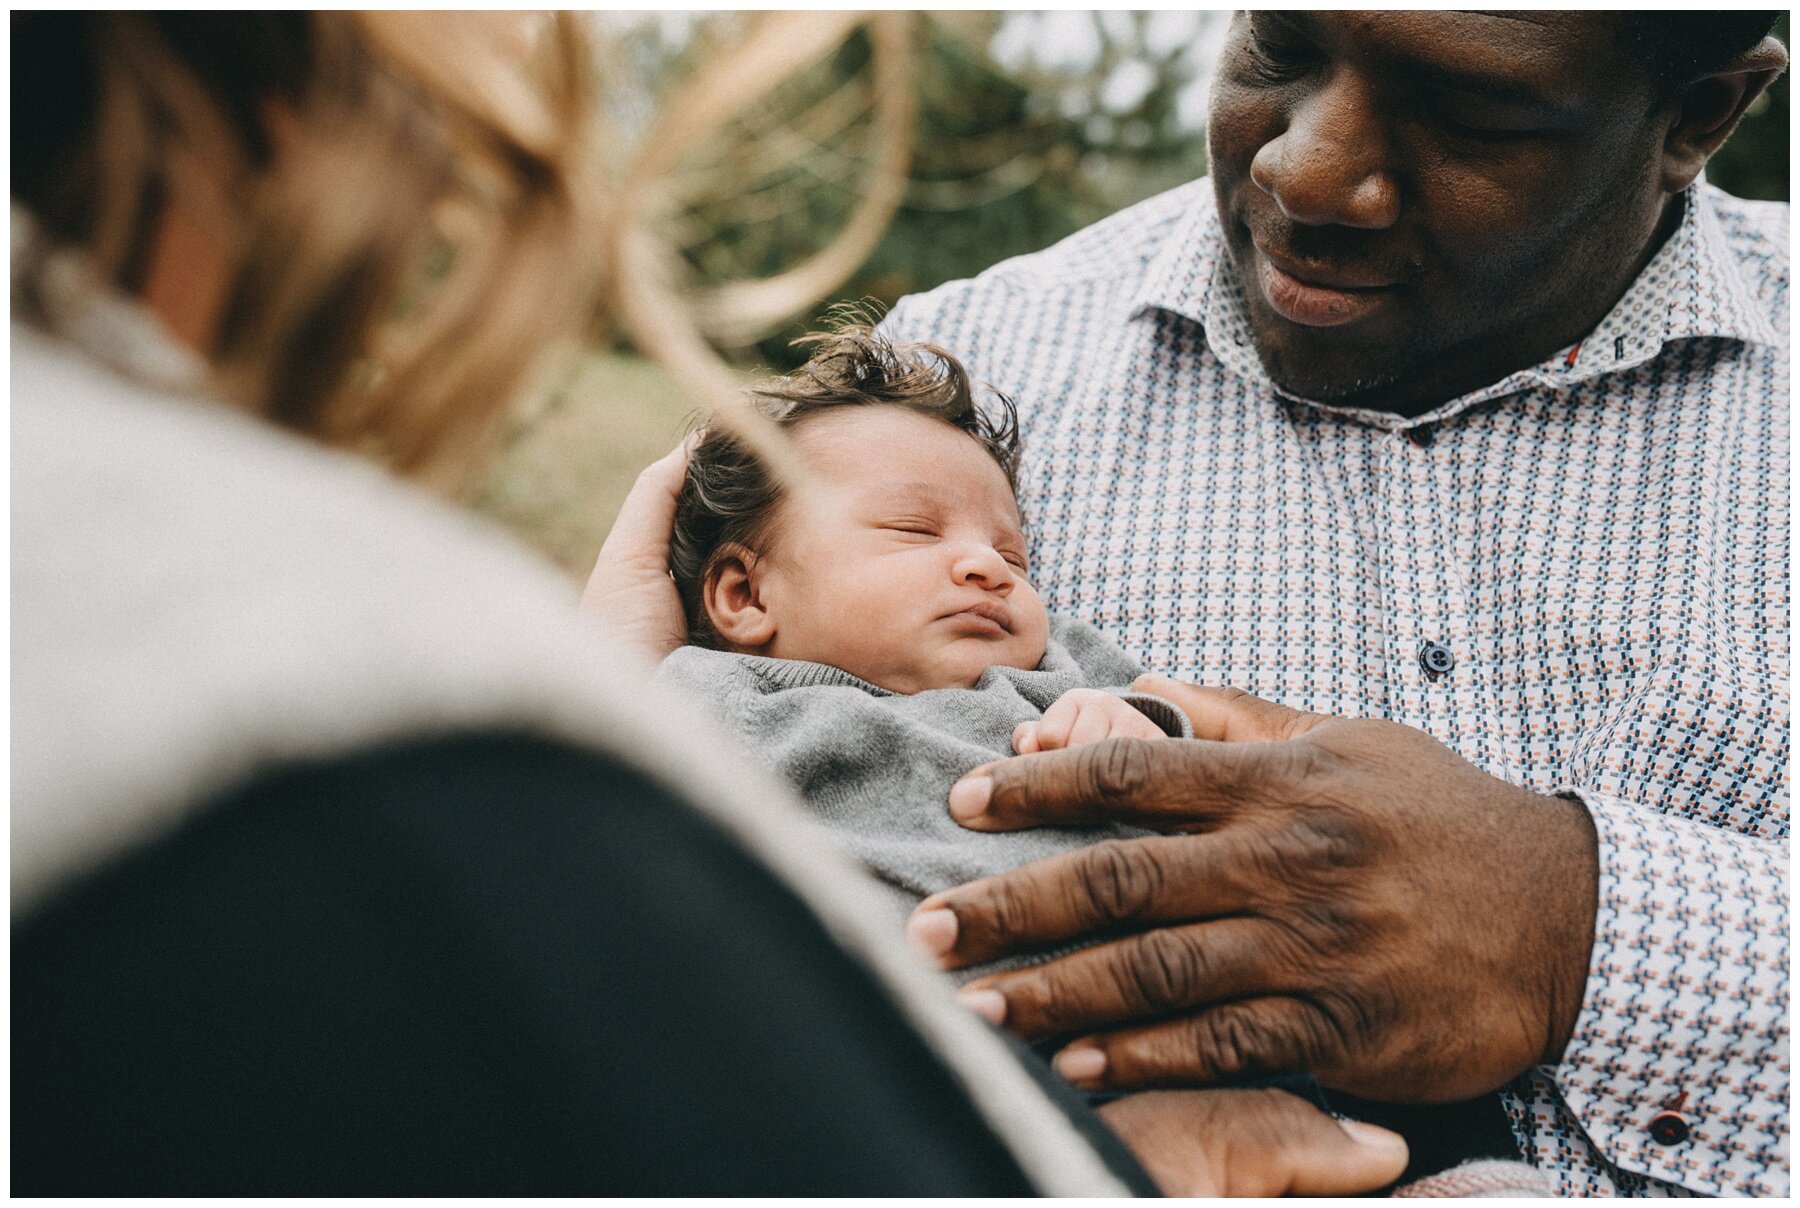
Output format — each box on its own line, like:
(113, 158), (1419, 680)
(670, 322), (1021, 648)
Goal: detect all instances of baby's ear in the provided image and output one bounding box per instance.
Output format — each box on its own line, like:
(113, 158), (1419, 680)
(705, 545), (777, 650)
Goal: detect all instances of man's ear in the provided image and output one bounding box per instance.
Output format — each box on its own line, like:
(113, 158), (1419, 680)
(1661, 35), (1788, 192)
(704, 546), (777, 651)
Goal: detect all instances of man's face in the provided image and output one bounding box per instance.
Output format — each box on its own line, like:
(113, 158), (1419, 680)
(1209, 11), (1671, 411)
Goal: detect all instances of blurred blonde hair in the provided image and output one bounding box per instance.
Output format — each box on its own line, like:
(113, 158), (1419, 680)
(13, 11), (599, 477)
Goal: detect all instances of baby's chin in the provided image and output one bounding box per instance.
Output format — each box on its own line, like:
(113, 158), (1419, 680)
(865, 642), (1049, 695)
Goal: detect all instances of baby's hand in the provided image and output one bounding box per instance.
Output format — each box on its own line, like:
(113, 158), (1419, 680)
(1013, 688), (1169, 754)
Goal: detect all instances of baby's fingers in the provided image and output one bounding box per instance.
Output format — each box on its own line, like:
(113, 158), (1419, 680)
(1066, 703), (1121, 747)
(1031, 696), (1086, 751)
(1012, 722), (1043, 754)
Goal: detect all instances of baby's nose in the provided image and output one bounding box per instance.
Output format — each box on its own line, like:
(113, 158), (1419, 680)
(952, 544), (1013, 588)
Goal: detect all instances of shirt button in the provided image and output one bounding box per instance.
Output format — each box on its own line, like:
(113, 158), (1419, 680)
(1419, 641), (1455, 677)
(1648, 1112), (1691, 1146)
(1407, 427), (1434, 448)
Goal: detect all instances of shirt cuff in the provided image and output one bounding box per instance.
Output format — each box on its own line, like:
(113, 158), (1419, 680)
(1551, 787), (1789, 1196)
(1114, 691), (1194, 739)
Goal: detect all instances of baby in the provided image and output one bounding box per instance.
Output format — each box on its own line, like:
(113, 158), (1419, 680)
(653, 324), (1191, 959)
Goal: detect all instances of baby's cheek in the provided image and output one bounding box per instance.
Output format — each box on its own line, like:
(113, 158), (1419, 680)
(1017, 605), (1052, 668)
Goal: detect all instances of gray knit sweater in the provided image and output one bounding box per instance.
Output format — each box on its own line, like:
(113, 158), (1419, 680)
(655, 614), (1193, 961)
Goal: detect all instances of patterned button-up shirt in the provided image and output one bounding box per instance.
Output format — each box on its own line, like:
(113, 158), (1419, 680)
(885, 180), (1788, 1196)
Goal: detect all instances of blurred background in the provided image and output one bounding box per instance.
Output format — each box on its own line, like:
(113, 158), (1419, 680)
(471, 10), (1790, 576)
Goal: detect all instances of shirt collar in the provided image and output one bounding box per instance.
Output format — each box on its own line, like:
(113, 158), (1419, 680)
(1131, 184), (1779, 430)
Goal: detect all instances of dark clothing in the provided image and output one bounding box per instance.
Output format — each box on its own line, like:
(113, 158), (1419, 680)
(13, 733), (1156, 1196)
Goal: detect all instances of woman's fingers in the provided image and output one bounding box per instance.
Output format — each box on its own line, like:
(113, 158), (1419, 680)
(1097, 1088), (1408, 1197)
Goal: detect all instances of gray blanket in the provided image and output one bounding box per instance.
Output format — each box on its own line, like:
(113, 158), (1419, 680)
(655, 613), (1191, 972)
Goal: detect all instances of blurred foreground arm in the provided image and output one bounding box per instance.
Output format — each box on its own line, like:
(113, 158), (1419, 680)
(14, 734), (1105, 1195)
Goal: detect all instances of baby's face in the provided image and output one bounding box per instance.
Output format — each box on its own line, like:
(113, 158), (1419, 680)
(750, 406), (1050, 693)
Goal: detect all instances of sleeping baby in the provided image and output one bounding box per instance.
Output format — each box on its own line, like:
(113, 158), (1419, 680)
(652, 323), (1190, 971)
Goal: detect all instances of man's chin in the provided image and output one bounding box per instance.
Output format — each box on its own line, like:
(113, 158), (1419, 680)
(1249, 329), (1413, 406)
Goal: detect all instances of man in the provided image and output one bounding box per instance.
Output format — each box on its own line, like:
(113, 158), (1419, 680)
(880, 10), (1788, 1197)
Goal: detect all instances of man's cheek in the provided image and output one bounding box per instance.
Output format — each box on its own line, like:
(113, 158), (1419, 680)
(1207, 82), (1282, 184)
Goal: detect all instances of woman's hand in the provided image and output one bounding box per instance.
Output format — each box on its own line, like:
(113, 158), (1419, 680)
(1098, 1088), (1408, 1196)
(580, 438), (692, 662)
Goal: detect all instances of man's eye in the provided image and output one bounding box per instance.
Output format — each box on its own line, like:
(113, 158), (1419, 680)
(1436, 115), (1541, 145)
(1245, 22), (1316, 81)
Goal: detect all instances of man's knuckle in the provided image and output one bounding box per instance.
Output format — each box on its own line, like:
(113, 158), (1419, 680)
(1313, 986), (1383, 1051)
(1074, 838), (1164, 924)
(1296, 811), (1369, 870)
(1292, 996), (1357, 1068)
(1077, 738), (1155, 805)
(1021, 970), (1069, 1029)
(1294, 896), (1356, 946)
(1122, 928), (1207, 1012)
(1191, 1006), (1272, 1077)
(1259, 740), (1330, 795)
(984, 884), (1037, 947)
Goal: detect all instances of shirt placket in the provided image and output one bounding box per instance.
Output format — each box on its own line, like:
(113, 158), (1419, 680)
(1372, 422), (1483, 751)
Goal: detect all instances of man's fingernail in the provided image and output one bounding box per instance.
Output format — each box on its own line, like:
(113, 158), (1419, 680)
(948, 776), (992, 821)
(1339, 1119), (1409, 1158)
(906, 908), (958, 959)
(956, 987), (1007, 1024)
(1053, 1045), (1107, 1085)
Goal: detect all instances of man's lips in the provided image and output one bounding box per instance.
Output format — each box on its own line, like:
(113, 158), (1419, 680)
(943, 600), (1013, 635)
(1254, 242), (1400, 328)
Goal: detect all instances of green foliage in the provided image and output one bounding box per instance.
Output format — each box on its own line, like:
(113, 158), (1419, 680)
(668, 15), (1212, 370)
(849, 17), (1209, 311)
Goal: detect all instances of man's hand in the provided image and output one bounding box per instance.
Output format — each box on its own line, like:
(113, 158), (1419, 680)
(1097, 1088), (1408, 1196)
(579, 438), (692, 662)
(1014, 689), (1169, 754)
(908, 679), (1600, 1103)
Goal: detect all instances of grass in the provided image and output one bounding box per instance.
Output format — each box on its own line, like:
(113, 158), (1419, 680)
(469, 351), (717, 579)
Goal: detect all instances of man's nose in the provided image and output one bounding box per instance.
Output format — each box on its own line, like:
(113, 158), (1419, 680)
(1249, 73), (1400, 230)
